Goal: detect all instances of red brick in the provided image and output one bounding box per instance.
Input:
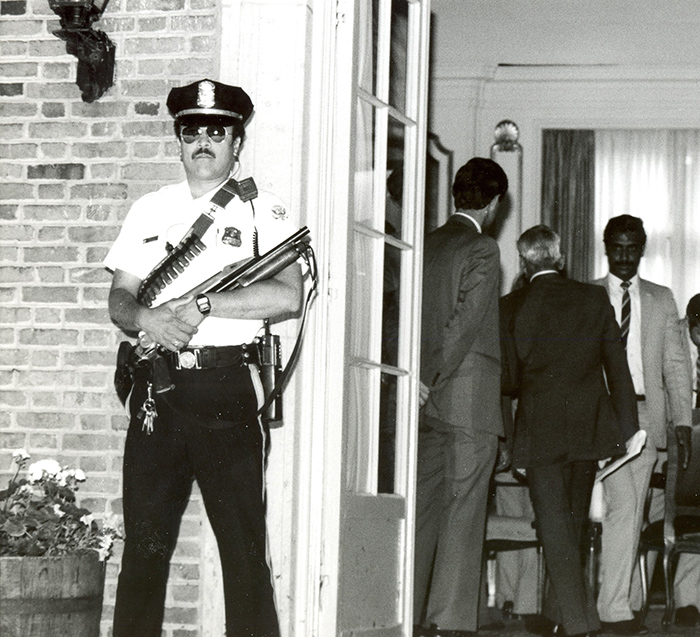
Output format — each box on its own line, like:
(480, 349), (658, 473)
(24, 246), (79, 263)
(0, 61), (38, 77)
(70, 183), (128, 200)
(24, 204), (81, 221)
(37, 226), (66, 241)
(36, 267), (64, 282)
(0, 102), (37, 117)
(0, 182), (33, 198)
(19, 328), (79, 345)
(38, 183), (66, 199)
(16, 411), (76, 428)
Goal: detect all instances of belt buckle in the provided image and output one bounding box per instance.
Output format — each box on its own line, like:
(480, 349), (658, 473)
(176, 349), (201, 370)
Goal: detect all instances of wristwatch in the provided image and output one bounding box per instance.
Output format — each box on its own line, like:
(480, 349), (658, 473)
(195, 293), (211, 316)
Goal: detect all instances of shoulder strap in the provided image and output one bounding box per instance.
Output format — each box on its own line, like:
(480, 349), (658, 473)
(137, 177), (258, 306)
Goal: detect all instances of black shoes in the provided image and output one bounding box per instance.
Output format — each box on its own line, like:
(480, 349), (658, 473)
(599, 618), (649, 635)
(675, 605), (700, 627)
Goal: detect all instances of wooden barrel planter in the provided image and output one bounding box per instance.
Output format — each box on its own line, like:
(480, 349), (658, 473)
(0, 553), (105, 637)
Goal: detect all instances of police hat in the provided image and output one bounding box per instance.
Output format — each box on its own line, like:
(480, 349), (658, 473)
(166, 79), (254, 124)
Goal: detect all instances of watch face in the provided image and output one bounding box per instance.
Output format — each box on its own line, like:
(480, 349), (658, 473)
(196, 294), (211, 315)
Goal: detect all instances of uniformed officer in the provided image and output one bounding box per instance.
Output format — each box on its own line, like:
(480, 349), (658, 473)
(105, 78), (302, 637)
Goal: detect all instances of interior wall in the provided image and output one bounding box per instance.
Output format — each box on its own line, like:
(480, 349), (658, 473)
(428, 0), (700, 295)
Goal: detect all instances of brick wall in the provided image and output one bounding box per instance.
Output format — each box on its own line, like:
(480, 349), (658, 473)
(0, 0), (224, 634)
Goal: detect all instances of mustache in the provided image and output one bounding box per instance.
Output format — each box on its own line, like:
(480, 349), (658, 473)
(192, 149), (215, 159)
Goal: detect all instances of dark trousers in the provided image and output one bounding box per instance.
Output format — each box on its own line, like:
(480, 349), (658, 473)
(113, 362), (280, 637)
(527, 459), (599, 636)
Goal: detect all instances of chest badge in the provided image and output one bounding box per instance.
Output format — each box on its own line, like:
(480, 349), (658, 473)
(222, 227), (242, 247)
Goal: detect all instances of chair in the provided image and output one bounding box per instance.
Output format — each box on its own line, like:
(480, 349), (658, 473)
(484, 469), (545, 615)
(635, 464), (666, 621)
(638, 418), (700, 628)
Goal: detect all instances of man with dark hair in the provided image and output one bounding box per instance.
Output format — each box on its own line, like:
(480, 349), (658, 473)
(500, 225), (637, 637)
(593, 214), (692, 636)
(414, 157), (508, 637)
(105, 79), (302, 637)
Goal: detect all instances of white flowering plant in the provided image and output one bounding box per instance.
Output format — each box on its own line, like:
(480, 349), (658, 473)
(0, 449), (121, 561)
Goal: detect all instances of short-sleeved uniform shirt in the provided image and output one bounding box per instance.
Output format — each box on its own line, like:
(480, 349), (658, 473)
(104, 180), (294, 347)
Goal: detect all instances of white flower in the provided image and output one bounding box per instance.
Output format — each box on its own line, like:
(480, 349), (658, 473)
(74, 469), (86, 482)
(12, 449), (30, 464)
(27, 459), (62, 483)
(52, 504), (65, 518)
(80, 514), (94, 527)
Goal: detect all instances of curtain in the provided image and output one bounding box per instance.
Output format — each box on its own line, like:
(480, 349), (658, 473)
(541, 130), (596, 282)
(594, 130), (700, 313)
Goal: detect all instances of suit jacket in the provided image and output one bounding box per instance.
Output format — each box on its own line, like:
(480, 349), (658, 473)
(500, 273), (638, 467)
(421, 214), (502, 435)
(593, 277), (692, 448)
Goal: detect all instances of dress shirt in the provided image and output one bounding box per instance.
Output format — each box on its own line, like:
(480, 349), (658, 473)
(454, 211), (482, 233)
(607, 273), (645, 395)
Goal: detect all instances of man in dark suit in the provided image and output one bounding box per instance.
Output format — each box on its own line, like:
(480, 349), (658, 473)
(500, 225), (638, 637)
(413, 157), (508, 637)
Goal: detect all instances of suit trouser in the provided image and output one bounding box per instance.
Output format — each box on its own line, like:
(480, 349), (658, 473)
(597, 438), (657, 622)
(113, 363), (279, 637)
(527, 459), (600, 636)
(413, 415), (498, 632)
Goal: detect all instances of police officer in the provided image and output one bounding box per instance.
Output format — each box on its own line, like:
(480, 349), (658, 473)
(105, 79), (302, 637)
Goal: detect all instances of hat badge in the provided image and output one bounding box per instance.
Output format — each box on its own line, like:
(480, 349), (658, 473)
(197, 80), (216, 109)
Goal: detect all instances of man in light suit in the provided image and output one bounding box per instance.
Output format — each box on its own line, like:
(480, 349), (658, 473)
(413, 157), (508, 637)
(593, 215), (693, 636)
(500, 225), (638, 637)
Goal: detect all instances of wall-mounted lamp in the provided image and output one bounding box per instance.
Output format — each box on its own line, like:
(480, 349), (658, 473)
(48, 0), (115, 103)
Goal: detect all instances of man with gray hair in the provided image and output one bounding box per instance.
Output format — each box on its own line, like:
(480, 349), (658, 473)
(500, 225), (638, 637)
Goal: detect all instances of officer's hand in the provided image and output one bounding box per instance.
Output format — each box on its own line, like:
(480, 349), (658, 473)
(173, 295), (206, 329)
(138, 297), (198, 352)
(676, 426), (692, 471)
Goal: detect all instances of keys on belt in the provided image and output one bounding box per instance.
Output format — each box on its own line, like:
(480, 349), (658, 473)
(169, 344), (256, 370)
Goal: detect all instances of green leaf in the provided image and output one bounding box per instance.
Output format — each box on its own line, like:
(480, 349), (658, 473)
(3, 518), (26, 538)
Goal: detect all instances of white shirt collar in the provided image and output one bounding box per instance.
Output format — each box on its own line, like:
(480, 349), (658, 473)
(607, 272), (640, 289)
(530, 269), (559, 282)
(454, 212), (482, 233)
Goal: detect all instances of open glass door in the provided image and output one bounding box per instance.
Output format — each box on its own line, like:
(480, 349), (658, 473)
(337, 0), (430, 634)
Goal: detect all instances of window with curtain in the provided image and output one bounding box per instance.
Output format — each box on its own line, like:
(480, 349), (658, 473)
(594, 129), (700, 314)
(542, 129), (700, 313)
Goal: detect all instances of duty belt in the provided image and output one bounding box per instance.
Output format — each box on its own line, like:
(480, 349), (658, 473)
(167, 344), (258, 370)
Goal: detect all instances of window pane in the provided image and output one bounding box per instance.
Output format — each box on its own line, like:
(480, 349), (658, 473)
(355, 98), (378, 229)
(378, 371), (398, 493)
(348, 364), (380, 492)
(386, 117), (405, 238)
(389, 0), (409, 112)
(350, 232), (381, 361)
(382, 242), (401, 367)
(357, 0), (380, 94)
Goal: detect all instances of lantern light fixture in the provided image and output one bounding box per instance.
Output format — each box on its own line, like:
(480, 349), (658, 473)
(47, 0), (115, 103)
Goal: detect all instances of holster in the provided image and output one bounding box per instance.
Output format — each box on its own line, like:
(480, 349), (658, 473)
(257, 327), (283, 424)
(114, 341), (136, 406)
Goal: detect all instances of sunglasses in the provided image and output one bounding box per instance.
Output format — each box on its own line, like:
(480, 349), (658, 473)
(180, 124), (229, 144)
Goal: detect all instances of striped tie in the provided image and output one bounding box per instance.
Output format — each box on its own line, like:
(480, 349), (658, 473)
(696, 351), (700, 409)
(620, 280), (631, 349)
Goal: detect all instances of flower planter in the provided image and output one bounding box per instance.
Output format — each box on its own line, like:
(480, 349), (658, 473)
(0, 553), (105, 637)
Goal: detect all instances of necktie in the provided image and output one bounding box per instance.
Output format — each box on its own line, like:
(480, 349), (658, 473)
(620, 280), (631, 349)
